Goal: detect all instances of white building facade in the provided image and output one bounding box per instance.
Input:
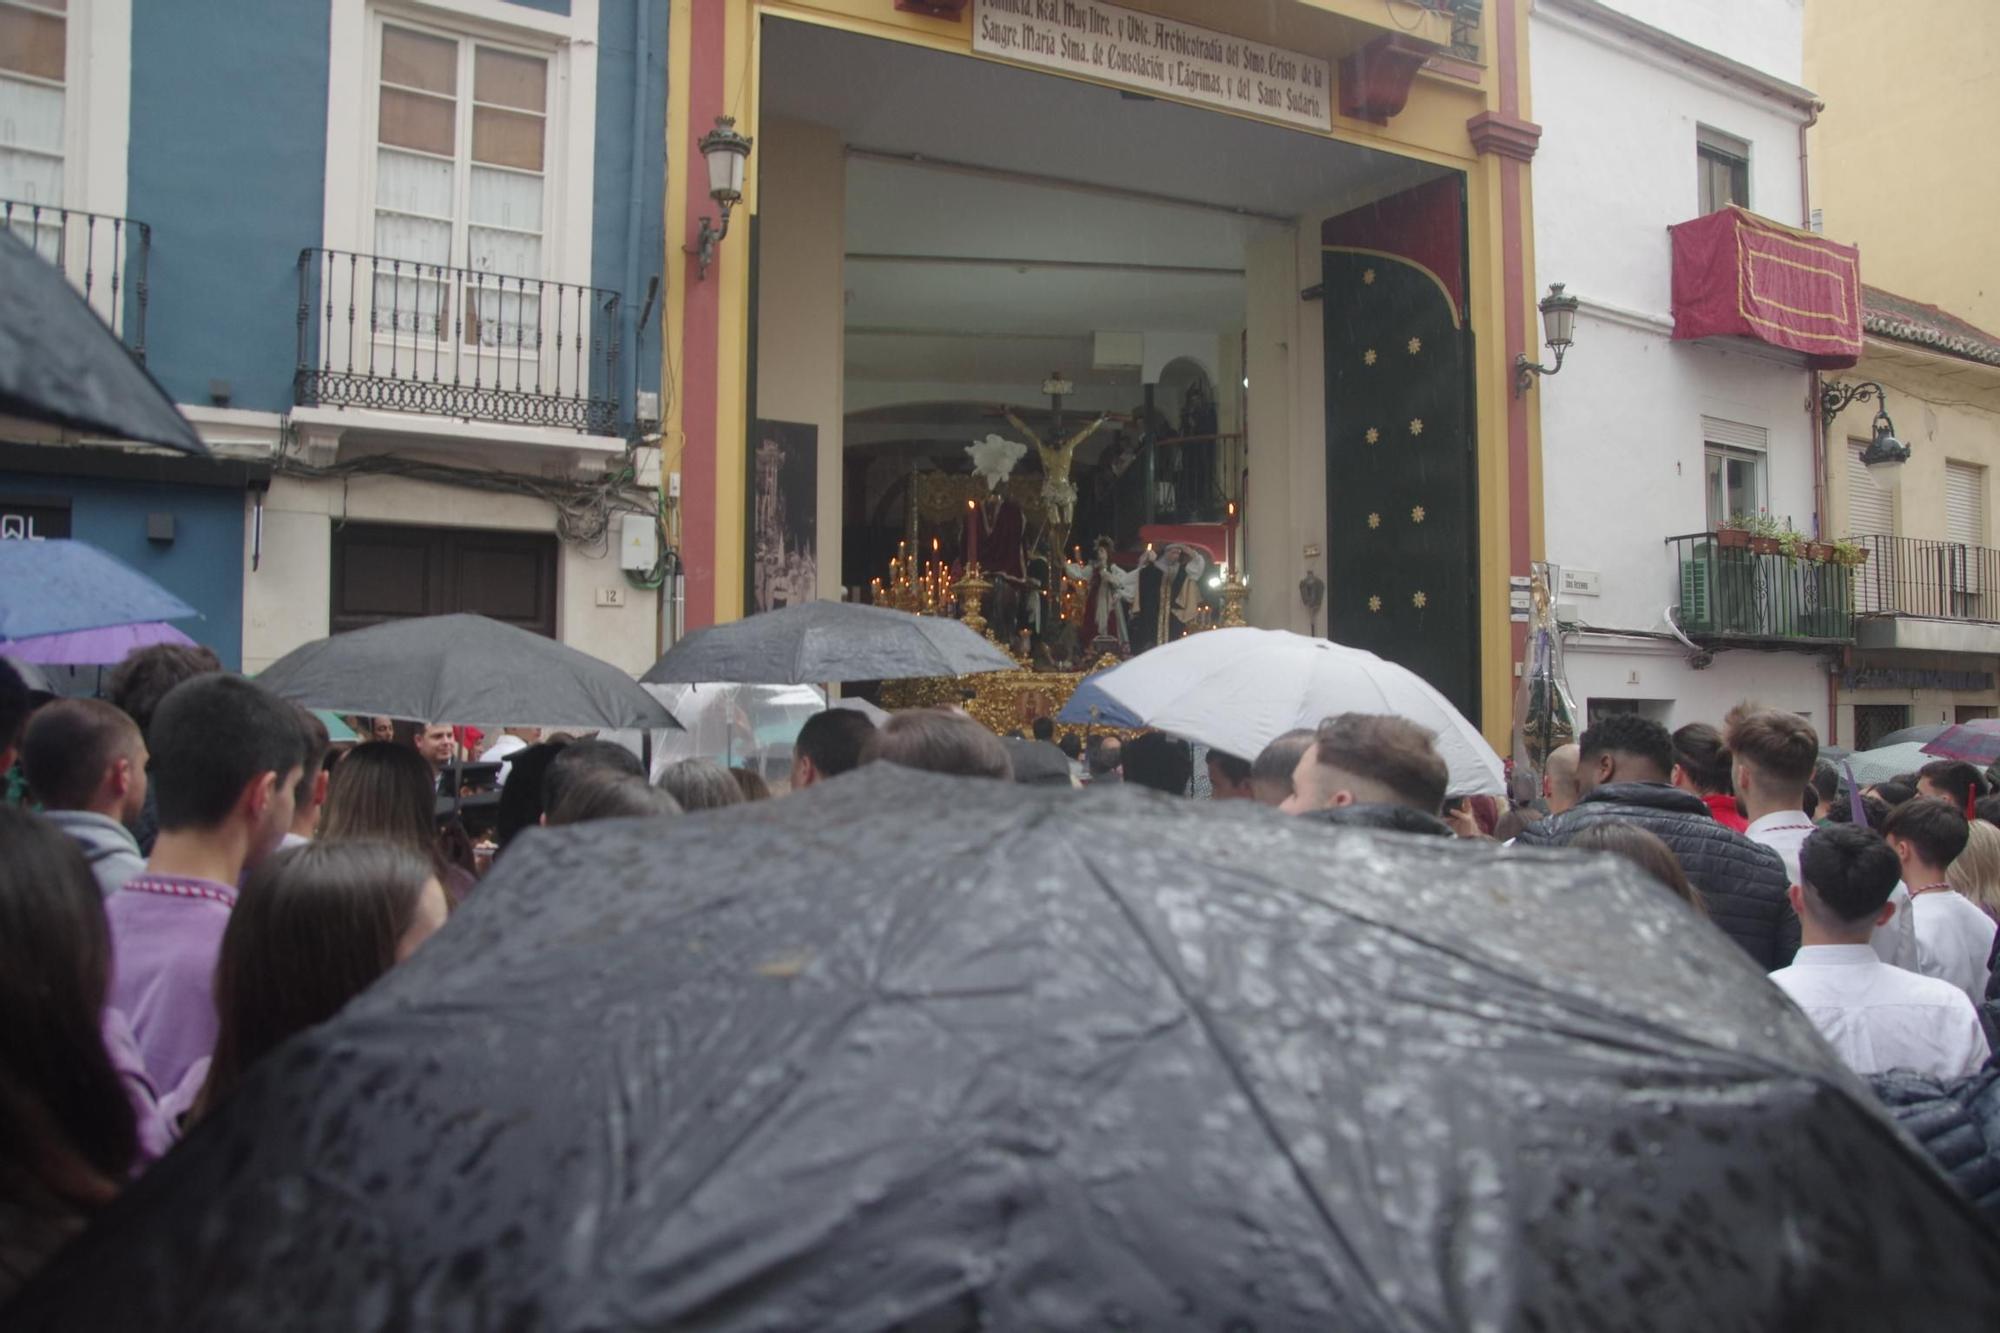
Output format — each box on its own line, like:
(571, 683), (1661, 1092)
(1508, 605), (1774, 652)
(1529, 0), (1837, 733)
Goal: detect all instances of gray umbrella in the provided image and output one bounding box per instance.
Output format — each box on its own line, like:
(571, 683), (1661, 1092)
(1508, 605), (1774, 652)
(255, 613), (679, 730)
(11, 769), (1998, 1329)
(643, 600), (1019, 684)
(1874, 723), (1949, 748)
(0, 230), (206, 455)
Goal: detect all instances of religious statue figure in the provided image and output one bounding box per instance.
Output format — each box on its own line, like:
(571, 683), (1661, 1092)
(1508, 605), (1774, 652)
(1065, 536), (1137, 651)
(1004, 408), (1107, 529)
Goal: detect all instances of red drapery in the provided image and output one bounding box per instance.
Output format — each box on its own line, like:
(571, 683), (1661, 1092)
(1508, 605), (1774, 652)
(1670, 206), (1861, 369)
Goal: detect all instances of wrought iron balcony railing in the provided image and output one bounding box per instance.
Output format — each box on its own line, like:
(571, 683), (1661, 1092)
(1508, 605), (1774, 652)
(1, 199), (150, 360)
(1849, 533), (2000, 623)
(1666, 533), (1856, 645)
(295, 248), (621, 436)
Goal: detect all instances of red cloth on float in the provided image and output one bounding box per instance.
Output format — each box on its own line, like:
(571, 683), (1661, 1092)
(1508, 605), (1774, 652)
(964, 495), (1028, 582)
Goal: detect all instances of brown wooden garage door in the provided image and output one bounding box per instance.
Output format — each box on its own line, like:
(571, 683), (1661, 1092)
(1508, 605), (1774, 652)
(331, 523), (557, 637)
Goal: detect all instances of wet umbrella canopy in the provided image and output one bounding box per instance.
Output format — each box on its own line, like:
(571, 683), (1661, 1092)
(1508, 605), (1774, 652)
(255, 613), (679, 731)
(13, 768), (1999, 1329)
(0, 230), (207, 455)
(644, 600), (1019, 684)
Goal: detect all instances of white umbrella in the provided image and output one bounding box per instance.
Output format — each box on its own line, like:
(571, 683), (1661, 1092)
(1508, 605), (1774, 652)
(1087, 628), (1504, 796)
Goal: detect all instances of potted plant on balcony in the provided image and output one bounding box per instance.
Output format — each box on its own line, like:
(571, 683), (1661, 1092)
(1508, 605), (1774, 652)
(1740, 511), (1783, 556)
(1715, 515), (1753, 550)
(1829, 539), (1870, 567)
(1777, 526), (1810, 561)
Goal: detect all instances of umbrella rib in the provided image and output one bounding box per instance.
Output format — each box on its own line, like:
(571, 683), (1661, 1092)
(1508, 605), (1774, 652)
(1071, 844), (1400, 1324)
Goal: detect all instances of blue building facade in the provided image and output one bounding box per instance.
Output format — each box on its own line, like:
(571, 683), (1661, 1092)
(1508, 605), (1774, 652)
(1, 0), (669, 672)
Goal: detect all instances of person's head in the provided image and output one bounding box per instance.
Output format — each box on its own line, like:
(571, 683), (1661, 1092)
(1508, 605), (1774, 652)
(1880, 797), (1971, 877)
(1282, 713), (1449, 817)
(1947, 819), (2000, 917)
(1206, 749), (1254, 800)
(1793, 824), (1904, 940)
(319, 741), (440, 868)
(1031, 716), (1056, 743)
(1917, 760), (1985, 817)
(493, 739), (570, 850)
(0, 806), (138, 1209)
(1977, 793), (2000, 828)
(657, 758), (747, 812)
(1543, 743), (1582, 814)
(200, 841), (447, 1115)
(21, 698), (148, 825)
(1568, 822), (1706, 915)
(412, 723), (455, 773)
(1575, 714), (1674, 794)
(1124, 732), (1193, 796)
(1822, 789), (1890, 833)
(370, 716), (396, 743)
(1668, 723), (1733, 798)
(1085, 734), (1123, 777)
(546, 769), (682, 825)
(0, 657), (30, 773)
(1092, 536), (1113, 569)
(289, 707), (332, 837)
(1723, 707), (1819, 809)
(1808, 758), (1842, 819)
(149, 675), (307, 870)
(862, 708), (1013, 780)
(790, 708), (876, 791)
(1057, 733), (1082, 762)
(1868, 778), (1917, 808)
(1250, 729), (1315, 808)
(730, 767), (772, 802)
(104, 643), (222, 740)
(541, 740), (645, 821)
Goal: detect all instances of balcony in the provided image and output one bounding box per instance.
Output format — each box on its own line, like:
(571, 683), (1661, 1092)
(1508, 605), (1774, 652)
(1848, 534), (2000, 655)
(1669, 206), (1862, 369)
(1666, 533), (1855, 646)
(295, 248), (622, 437)
(2, 199), (150, 360)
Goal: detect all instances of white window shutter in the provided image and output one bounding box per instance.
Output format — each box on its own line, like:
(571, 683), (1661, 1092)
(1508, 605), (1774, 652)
(1946, 462), (1984, 548)
(1847, 441), (1894, 538)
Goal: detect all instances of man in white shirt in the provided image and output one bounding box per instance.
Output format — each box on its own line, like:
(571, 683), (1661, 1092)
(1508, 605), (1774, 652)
(479, 726), (544, 788)
(1882, 797), (1997, 1002)
(1727, 705), (1926, 972)
(1769, 824), (1989, 1079)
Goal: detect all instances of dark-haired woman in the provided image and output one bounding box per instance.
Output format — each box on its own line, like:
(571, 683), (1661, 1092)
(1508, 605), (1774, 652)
(1570, 820), (1708, 917)
(320, 741), (476, 904)
(0, 807), (165, 1301)
(195, 840), (446, 1117)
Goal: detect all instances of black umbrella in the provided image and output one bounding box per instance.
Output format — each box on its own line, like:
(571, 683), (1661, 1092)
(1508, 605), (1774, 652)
(643, 600), (1019, 684)
(12, 770), (1999, 1329)
(0, 229), (206, 455)
(255, 613), (679, 730)
(1875, 722), (1949, 749)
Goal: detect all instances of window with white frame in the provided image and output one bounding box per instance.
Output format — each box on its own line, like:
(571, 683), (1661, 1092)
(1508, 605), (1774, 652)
(0, 0), (67, 253)
(374, 20), (549, 348)
(1703, 417), (1767, 530)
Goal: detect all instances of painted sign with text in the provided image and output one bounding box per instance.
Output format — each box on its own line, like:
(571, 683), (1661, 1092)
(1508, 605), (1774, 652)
(973, 0), (1332, 132)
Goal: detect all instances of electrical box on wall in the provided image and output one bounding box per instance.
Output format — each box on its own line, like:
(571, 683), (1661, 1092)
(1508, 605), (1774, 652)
(619, 513), (659, 572)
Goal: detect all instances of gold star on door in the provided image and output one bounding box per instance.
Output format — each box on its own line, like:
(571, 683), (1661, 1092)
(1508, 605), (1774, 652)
(1407, 337), (1422, 355)
(1410, 505), (1426, 524)
(1363, 348), (1377, 366)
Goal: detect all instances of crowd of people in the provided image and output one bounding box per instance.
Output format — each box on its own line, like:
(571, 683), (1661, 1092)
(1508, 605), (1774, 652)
(2, 644), (1998, 1302)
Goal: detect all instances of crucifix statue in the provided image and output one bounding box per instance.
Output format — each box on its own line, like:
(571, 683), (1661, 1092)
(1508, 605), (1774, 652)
(1004, 372), (1107, 605)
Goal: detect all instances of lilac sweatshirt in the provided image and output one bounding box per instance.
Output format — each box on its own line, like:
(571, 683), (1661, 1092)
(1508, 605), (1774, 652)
(105, 874), (236, 1096)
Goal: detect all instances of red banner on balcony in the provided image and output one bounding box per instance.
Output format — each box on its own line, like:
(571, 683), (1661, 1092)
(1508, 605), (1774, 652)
(1670, 206), (1862, 368)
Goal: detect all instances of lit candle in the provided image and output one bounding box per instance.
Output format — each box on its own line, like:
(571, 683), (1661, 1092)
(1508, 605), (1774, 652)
(1226, 501), (1237, 570)
(967, 498), (980, 567)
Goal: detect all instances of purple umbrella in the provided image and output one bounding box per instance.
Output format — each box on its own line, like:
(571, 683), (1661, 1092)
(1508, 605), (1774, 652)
(1919, 722), (2000, 768)
(3, 619), (196, 666)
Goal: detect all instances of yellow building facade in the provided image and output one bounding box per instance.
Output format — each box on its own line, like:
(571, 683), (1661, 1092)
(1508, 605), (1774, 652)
(1808, 2), (2000, 744)
(659, 0), (1549, 743)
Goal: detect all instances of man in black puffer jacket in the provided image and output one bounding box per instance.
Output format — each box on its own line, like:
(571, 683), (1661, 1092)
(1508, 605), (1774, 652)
(1516, 713), (1798, 969)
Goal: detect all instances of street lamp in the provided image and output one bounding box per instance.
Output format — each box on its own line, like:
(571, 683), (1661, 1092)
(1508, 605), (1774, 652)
(687, 116), (753, 281)
(1515, 282), (1580, 395)
(1820, 380), (1910, 469)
